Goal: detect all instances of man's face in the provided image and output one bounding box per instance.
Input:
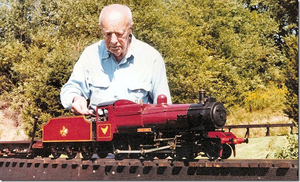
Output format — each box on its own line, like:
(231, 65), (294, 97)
(101, 14), (132, 61)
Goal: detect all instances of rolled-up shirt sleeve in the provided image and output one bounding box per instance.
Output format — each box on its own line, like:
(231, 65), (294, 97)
(60, 50), (90, 110)
(150, 53), (172, 104)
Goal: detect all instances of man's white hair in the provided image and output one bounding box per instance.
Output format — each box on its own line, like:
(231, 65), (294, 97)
(99, 4), (133, 26)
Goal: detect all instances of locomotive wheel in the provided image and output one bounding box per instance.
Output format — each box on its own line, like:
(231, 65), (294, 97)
(81, 146), (93, 159)
(142, 153), (155, 160)
(155, 153), (168, 159)
(174, 152), (196, 161)
(115, 153), (129, 160)
(52, 153), (61, 159)
(206, 152), (218, 160)
(97, 151), (108, 158)
(205, 143), (220, 160)
(39, 150), (51, 158)
(82, 152), (93, 159)
(66, 147), (77, 159)
(96, 144), (111, 158)
(67, 152), (77, 159)
(220, 144), (232, 159)
(50, 147), (61, 159)
(129, 153), (140, 159)
(185, 152), (196, 160)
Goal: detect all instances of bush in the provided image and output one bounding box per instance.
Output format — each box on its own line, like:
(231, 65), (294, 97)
(243, 83), (286, 112)
(275, 134), (298, 159)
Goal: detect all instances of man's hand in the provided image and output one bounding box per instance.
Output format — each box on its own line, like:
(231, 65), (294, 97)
(71, 96), (93, 115)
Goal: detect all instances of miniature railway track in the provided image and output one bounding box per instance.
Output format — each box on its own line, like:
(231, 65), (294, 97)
(0, 157), (298, 180)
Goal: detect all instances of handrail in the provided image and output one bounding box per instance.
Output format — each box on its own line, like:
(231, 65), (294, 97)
(223, 123), (296, 138)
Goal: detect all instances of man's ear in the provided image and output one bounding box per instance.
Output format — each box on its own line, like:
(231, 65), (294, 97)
(130, 22), (134, 30)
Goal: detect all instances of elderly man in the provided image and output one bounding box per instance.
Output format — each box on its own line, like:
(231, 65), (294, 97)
(60, 4), (171, 115)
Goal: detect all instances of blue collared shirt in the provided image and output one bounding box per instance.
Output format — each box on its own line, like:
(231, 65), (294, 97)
(60, 35), (172, 110)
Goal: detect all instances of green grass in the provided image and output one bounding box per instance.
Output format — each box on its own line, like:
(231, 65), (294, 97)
(232, 136), (290, 159)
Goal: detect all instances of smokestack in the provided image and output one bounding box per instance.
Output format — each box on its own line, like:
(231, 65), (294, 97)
(198, 90), (206, 104)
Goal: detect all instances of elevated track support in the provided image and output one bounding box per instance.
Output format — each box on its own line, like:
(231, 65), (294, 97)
(0, 158), (298, 181)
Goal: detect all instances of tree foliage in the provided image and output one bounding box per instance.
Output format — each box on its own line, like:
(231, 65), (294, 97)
(243, 0), (298, 124)
(282, 35), (298, 123)
(0, 0), (297, 136)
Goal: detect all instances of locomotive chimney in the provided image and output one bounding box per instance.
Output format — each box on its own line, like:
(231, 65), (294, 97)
(198, 90), (206, 104)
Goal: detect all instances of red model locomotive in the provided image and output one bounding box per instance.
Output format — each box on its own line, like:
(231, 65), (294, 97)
(0, 91), (248, 160)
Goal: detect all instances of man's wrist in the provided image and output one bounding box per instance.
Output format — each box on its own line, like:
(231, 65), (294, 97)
(72, 95), (83, 103)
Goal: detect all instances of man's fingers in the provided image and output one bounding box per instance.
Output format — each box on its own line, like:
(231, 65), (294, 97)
(88, 109), (94, 115)
(71, 97), (90, 115)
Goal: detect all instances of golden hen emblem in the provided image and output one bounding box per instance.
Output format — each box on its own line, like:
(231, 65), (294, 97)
(101, 126), (108, 135)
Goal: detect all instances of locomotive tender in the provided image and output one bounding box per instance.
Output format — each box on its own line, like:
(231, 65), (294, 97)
(0, 91), (247, 160)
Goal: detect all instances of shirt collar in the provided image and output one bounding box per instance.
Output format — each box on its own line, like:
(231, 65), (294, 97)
(100, 35), (136, 65)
